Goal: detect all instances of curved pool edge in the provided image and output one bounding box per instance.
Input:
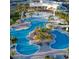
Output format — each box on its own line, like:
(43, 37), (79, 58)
(10, 17), (69, 56)
(49, 29), (69, 50)
(15, 44), (41, 56)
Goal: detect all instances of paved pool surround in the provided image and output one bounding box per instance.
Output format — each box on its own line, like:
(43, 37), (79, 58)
(11, 17), (69, 55)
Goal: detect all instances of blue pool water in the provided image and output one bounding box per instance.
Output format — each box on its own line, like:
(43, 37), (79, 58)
(55, 55), (65, 59)
(11, 17), (47, 55)
(50, 30), (69, 49)
(11, 17), (69, 55)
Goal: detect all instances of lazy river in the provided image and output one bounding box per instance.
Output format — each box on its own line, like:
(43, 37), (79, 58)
(10, 17), (69, 55)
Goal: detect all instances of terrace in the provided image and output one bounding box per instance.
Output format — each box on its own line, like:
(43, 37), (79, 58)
(10, 0), (69, 59)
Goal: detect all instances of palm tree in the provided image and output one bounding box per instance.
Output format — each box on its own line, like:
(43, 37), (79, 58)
(28, 7), (36, 18)
(48, 15), (54, 21)
(29, 12), (33, 18)
(45, 55), (53, 59)
(10, 51), (16, 57)
(10, 36), (17, 44)
(55, 11), (69, 24)
(16, 4), (28, 19)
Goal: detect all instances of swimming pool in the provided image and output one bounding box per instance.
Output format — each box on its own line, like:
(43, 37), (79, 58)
(11, 17), (47, 55)
(11, 17), (69, 55)
(50, 30), (69, 49)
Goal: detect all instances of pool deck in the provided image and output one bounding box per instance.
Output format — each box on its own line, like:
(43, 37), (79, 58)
(10, 17), (69, 58)
(12, 43), (68, 57)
